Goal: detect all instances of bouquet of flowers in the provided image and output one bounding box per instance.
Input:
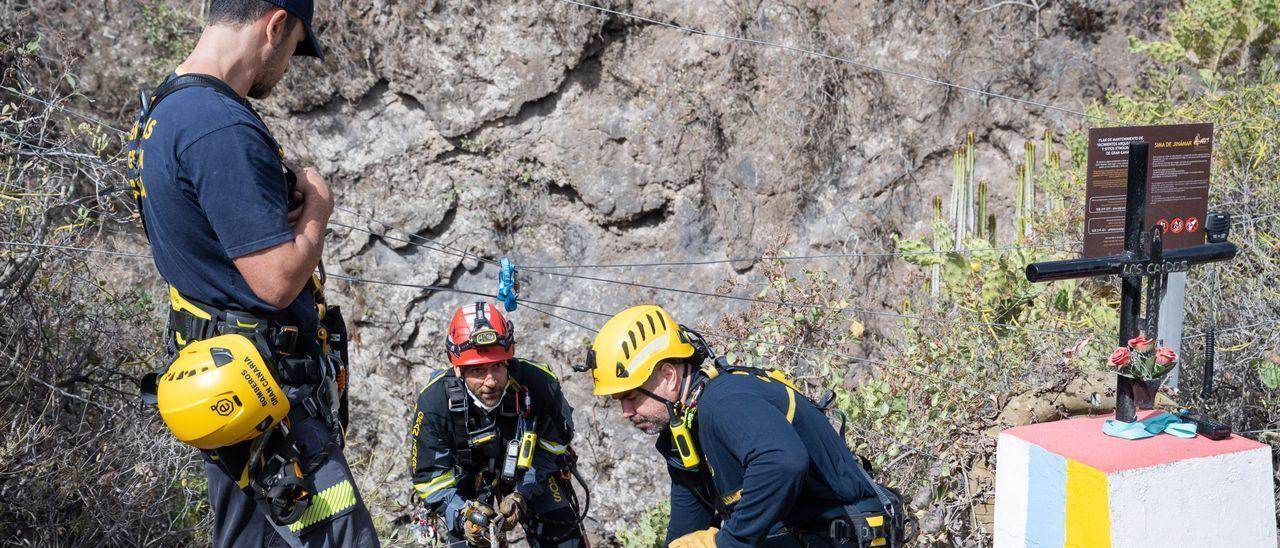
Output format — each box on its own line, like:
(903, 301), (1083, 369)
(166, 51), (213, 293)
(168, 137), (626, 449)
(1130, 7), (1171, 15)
(1109, 335), (1178, 380)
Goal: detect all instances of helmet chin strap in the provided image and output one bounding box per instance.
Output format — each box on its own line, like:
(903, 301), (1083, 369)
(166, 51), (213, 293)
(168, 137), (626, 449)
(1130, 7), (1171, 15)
(464, 381), (508, 413)
(635, 363), (700, 422)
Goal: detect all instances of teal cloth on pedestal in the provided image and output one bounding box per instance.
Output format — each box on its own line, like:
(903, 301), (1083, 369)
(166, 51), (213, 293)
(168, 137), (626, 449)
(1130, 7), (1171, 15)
(1103, 411), (1197, 440)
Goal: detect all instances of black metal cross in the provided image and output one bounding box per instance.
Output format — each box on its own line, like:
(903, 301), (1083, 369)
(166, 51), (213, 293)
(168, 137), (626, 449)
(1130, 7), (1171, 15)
(1025, 142), (1237, 422)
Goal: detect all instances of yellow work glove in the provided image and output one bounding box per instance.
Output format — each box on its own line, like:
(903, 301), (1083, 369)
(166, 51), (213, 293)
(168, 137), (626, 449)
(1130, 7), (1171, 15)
(497, 492), (527, 532)
(670, 527), (719, 548)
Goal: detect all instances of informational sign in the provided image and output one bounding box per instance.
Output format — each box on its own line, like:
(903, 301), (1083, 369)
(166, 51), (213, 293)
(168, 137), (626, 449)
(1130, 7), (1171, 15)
(1083, 124), (1213, 257)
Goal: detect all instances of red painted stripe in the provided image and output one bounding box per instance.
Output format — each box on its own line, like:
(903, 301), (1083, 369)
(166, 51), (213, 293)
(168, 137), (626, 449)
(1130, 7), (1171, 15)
(1006, 412), (1267, 473)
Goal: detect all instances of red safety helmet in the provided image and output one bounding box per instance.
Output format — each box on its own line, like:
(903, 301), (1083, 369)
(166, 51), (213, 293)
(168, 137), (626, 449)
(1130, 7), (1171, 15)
(445, 302), (516, 366)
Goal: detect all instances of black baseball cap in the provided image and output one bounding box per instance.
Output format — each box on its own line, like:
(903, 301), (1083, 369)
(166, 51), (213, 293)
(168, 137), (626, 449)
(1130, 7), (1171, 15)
(266, 0), (324, 60)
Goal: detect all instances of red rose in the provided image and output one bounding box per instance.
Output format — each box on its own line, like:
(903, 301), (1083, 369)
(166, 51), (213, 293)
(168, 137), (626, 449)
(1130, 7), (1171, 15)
(1109, 347), (1131, 367)
(1155, 347), (1178, 366)
(1127, 335), (1153, 351)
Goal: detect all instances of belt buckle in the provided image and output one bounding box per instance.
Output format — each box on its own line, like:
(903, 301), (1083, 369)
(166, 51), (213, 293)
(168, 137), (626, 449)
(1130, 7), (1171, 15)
(301, 393), (321, 418)
(829, 518), (852, 543)
(274, 326), (299, 355)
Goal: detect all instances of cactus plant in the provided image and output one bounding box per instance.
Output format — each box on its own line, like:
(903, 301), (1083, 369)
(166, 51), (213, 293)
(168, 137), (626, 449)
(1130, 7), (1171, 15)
(932, 196), (943, 298)
(976, 180), (988, 240)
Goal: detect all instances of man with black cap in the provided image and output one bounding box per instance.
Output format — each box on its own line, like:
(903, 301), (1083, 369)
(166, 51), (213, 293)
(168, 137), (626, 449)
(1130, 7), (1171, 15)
(128, 1), (380, 546)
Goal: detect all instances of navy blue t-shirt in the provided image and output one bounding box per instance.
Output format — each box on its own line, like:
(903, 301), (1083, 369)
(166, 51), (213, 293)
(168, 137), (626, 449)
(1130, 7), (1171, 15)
(131, 78), (317, 338)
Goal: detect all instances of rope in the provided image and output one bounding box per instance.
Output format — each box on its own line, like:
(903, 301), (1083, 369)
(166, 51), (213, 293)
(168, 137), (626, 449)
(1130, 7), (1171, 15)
(519, 301), (600, 333)
(695, 329), (981, 394)
(0, 240), (151, 258)
(7, 231), (1228, 350)
(556, 0), (1113, 123)
(333, 208), (1093, 337)
(332, 206), (1093, 336)
(325, 273), (495, 299)
(508, 295), (983, 393)
(1184, 316), (1280, 340)
(329, 220), (487, 265)
(334, 207), (500, 267)
(521, 242), (1081, 269)
(519, 266), (1095, 337)
(8, 239), (1270, 396)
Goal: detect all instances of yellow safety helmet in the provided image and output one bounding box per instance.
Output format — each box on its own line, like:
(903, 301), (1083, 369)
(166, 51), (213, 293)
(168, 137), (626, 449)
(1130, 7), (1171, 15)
(156, 334), (290, 450)
(588, 305), (696, 396)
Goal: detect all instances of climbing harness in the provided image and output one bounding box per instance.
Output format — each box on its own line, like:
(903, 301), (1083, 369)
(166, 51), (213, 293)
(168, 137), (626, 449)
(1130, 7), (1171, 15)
(656, 325), (912, 547)
(432, 365), (589, 543)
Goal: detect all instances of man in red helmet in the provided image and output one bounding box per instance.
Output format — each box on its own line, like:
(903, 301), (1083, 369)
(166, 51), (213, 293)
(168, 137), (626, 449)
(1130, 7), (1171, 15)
(410, 302), (586, 547)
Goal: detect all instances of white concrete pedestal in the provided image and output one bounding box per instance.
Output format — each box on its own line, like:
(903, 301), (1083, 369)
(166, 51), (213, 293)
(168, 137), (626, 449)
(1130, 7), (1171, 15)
(994, 412), (1276, 547)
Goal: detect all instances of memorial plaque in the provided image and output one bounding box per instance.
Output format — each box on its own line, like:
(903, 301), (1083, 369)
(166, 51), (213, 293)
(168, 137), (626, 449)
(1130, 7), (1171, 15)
(1083, 124), (1213, 257)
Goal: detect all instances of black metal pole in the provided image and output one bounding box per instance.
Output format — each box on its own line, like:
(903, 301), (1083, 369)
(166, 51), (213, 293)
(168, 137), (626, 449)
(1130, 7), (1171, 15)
(1202, 329), (1216, 400)
(1116, 141), (1149, 422)
(1024, 242), (1236, 282)
(1145, 227), (1164, 338)
(1120, 142), (1149, 342)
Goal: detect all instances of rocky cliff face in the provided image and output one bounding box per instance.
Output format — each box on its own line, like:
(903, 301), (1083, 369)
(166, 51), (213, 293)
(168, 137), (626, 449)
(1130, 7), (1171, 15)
(57, 0), (1164, 540)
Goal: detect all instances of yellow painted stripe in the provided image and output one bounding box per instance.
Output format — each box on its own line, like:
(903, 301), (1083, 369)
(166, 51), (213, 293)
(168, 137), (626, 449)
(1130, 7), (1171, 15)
(784, 388), (797, 423)
(1064, 458), (1110, 548)
(288, 479), (357, 532)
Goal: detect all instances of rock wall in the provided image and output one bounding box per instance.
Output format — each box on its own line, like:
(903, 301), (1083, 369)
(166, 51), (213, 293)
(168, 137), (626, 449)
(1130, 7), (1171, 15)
(50, 0), (1169, 540)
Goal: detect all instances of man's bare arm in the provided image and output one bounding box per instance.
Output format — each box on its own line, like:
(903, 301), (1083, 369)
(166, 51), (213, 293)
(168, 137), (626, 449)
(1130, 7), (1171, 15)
(233, 167), (332, 308)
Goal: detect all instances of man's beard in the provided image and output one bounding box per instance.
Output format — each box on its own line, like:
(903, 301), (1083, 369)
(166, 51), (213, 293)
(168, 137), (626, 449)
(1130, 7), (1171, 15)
(248, 46), (290, 99)
(475, 390), (502, 408)
(631, 415), (669, 435)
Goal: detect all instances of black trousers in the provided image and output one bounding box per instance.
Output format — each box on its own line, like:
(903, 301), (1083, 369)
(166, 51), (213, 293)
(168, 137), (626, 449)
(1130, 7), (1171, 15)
(204, 385), (379, 548)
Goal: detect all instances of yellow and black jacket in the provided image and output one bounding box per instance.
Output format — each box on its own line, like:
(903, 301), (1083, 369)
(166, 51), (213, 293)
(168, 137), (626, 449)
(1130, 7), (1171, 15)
(410, 359), (574, 534)
(659, 370), (881, 547)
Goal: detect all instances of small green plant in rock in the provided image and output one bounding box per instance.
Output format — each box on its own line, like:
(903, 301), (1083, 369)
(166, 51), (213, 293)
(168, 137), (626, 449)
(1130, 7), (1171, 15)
(1129, 0), (1279, 82)
(459, 136), (492, 155)
(615, 500), (670, 548)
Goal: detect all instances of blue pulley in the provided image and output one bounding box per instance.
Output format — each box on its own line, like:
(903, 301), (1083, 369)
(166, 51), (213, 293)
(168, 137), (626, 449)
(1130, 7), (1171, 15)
(497, 258), (519, 311)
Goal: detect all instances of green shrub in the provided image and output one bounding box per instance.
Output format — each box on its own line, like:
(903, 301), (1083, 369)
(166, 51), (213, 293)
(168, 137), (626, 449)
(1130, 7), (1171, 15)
(0, 21), (207, 546)
(615, 500), (670, 548)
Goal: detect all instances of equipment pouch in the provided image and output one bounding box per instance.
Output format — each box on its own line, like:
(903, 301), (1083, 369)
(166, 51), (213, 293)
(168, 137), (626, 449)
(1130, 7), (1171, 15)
(277, 355), (323, 385)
